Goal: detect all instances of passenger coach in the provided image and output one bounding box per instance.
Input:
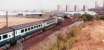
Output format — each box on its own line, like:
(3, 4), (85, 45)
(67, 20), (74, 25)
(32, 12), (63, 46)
(0, 17), (59, 49)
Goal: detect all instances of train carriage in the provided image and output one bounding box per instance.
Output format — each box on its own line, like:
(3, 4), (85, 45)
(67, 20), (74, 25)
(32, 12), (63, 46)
(0, 17), (60, 49)
(0, 28), (14, 48)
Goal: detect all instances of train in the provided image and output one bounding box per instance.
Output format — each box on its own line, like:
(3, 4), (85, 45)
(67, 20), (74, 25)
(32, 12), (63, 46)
(64, 11), (97, 16)
(0, 17), (64, 49)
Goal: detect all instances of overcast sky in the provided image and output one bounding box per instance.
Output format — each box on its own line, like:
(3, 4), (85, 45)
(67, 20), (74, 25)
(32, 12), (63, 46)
(0, 0), (103, 11)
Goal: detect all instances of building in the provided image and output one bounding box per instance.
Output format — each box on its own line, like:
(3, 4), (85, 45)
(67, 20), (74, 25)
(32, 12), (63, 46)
(89, 1), (104, 16)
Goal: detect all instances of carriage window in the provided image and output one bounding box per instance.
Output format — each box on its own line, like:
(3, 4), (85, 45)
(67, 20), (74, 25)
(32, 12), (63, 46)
(0, 36), (1, 40)
(31, 27), (33, 29)
(40, 24), (42, 26)
(25, 29), (27, 32)
(9, 35), (11, 37)
(3, 34), (8, 39)
(21, 29), (24, 33)
(38, 25), (40, 27)
(34, 26), (36, 28)
(47, 22), (50, 24)
(35, 26), (38, 28)
(28, 28), (30, 30)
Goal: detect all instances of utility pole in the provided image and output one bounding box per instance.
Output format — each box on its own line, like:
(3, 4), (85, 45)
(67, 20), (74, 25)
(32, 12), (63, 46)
(5, 11), (8, 27)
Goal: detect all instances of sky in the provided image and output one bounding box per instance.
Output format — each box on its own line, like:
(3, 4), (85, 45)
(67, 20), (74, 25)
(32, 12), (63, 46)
(0, 0), (103, 11)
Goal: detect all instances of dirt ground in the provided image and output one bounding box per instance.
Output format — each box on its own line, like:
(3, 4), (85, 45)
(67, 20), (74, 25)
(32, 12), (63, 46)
(71, 20), (104, 50)
(0, 17), (45, 28)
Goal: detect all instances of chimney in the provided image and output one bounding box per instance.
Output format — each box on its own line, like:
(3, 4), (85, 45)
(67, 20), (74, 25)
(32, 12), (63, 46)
(66, 4), (68, 12)
(95, 1), (98, 9)
(103, 0), (104, 8)
(74, 5), (77, 11)
(57, 5), (60, 11)
(83, 5), (86, 11)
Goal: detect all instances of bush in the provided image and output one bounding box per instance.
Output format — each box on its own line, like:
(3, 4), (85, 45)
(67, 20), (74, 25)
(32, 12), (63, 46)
(99, 16), (104, 20)
(80, 14), (93, 21)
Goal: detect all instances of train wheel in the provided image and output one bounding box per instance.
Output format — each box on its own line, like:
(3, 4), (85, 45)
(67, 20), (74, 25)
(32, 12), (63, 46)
(21, 38), (25, 42)
(1, 44), (10, 50)
(5, 44), (10, 49)
(18, 38), (23, 43)
(10, 39), (17, 46)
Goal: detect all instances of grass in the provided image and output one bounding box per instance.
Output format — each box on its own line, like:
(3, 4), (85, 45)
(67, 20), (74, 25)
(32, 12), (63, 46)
(49, 25), (82, 50)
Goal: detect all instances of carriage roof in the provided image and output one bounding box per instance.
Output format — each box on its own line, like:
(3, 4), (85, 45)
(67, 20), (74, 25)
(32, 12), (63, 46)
(11, 18), (54, 30)
(0, 18), (55, 35)
(0, 27), (13, 35)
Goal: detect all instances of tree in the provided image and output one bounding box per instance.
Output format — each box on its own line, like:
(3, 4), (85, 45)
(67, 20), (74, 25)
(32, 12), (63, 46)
(99, 16), (104, 20)
(80, 14), (93, 21)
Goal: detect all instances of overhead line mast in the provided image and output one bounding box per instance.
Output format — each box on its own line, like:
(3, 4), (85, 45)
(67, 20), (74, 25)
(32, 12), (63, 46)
(5, 11), (8, 27)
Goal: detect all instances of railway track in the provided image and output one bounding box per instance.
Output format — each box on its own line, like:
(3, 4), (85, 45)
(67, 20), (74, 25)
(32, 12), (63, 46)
(8, 18), (76, 50)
